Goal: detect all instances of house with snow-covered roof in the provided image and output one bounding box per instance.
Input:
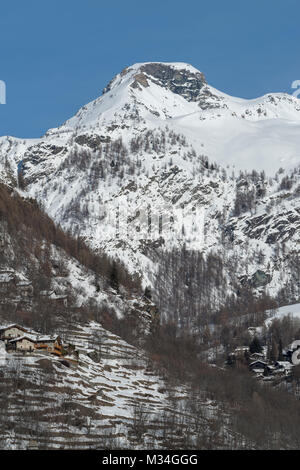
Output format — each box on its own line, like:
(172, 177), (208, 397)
(0, 324), (30, 343)
(249, 352), (265, 361)
(249, 360), (267, 371)
(275, 361), (293, 374)
(9, 335), (36, 352)
(0, 271), (16, 294)
(0, 269), (33, 299)
(8, 332), (62, 355)
(234, 346), (250, 356)
(34, 334), (62, 355)
(16, 280), (33, 297)
(39, 290), (68, 307)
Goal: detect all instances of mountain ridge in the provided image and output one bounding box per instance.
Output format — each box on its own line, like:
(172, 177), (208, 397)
(0, 62), (300, 450)
(0, 61), (299, 299)
(2, 61), (300, 179)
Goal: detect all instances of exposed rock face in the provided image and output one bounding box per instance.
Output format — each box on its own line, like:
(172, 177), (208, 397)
(240, 270), (271, 289)
(198, 86), (225, 109)
(251, 270), (271, 288)
(236, 208), (300, 244)
(102, 66), (133, 94)
(138, 63), (207, 101)
(24, 143), (66, 165)
(0, 61), (300, 302)
(103, 62), (208, 102)
(74, 134), (110, 149)
(131, 73), (150, 89)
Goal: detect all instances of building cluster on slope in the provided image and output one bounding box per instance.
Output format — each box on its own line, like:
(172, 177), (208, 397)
(0, 269), (33, 299)
(227, 341), (298, 383)
(0, 268), (68, 310)
(0, 324), (62, 355)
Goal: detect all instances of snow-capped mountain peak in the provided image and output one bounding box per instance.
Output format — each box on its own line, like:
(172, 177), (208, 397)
(33, 61), (300, 176)
(52, 62), (210, 136)
(1, 62), (300, 180)
(0, 61), (300, 292)
(102, 61), (207, 99)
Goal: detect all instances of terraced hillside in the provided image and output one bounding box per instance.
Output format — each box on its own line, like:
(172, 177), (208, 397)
(0, 320), (230, 450)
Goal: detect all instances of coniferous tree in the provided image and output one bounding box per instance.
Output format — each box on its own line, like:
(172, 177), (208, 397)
(144, 286), (152, 300)
(268, 338), (279, 363)
(278, 338), (283, 361)
(249, 336), (263, 354)
(109, 260), (119, 292)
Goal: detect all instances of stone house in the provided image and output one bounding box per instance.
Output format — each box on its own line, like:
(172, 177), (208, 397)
(0, 324), (30, 343)
(9, 335), (36, 352)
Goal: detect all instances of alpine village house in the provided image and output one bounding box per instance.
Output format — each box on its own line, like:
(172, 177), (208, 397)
(0, 324), (62, 356)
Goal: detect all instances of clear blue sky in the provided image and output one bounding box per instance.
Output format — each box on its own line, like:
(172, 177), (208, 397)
(1, 0), (300, 138)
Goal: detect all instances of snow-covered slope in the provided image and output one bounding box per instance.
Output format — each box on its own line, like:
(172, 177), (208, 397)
(0, 61), (299, 299)
(41, 63), (300, 175)
(0, 321), (201, 449)
(2, 61), (300, 178)
(265, 302), (300, 326)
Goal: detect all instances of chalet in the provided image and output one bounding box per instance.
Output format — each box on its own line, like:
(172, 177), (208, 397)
(16, 280), (33, 297)
(227, 347), (249, 367)
(232, 346), (250, 366)
(8, 332), (62, 355)
(266, 364), (276, 374)
(9, 335), (36, 352)
(272, 368), (287, 377)
(34, 335), (62, 356)
(50, 294), (68, 308)
(249, 352), (265, 361)
(0, 271), (16, 294)
(275, 361), (293, 375)
(40, 290), (68, 307)
(234, 346), (250, 358)
(0, 324), (30, 343)
(0, 270), (34, 301)
(249, 360), (267, 371)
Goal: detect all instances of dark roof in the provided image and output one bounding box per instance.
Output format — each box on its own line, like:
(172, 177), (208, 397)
(0, 324), (29, 333)
(249, 360), (267, 367)
(9, 335), (36, 344)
